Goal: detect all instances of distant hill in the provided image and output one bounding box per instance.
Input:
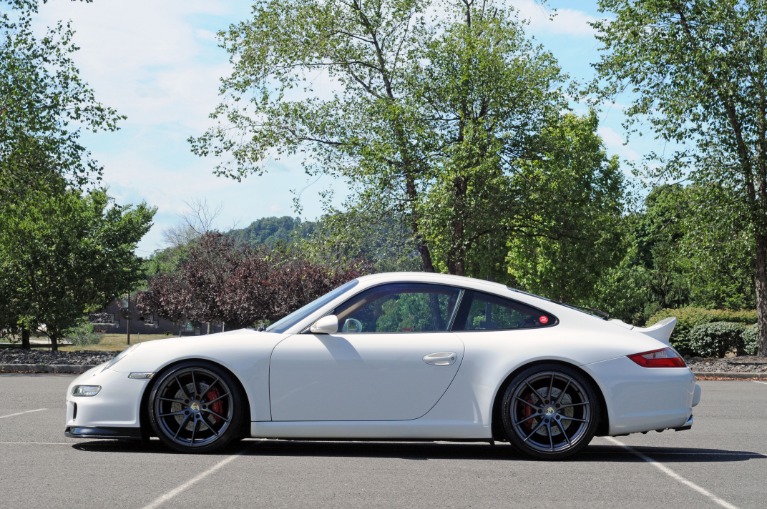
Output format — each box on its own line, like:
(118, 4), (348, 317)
(227, 216), (316, 248)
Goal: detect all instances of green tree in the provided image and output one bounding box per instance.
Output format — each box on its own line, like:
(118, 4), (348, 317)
(0, 187), (155, 350)
(1, 0), (135, 349)
(299, 204), (422, 273)
(191, 0), (567, 276)
(593, 0), (767, 354)
(505, 112), (625, 303)
(1, 0), (122, 191)
(592, 183), (754, 324)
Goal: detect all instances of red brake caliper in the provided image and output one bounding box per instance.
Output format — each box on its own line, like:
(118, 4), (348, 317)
(523, 393), (536, 431)
(206, 388), (223, 424)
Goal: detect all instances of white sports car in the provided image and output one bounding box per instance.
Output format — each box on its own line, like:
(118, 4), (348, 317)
(65, 272), (701, 460)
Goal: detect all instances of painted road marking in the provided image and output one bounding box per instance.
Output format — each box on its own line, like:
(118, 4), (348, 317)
(0, 408), (46, 419)
(141, 452), (243, 509)
(606, 437), (740, 509)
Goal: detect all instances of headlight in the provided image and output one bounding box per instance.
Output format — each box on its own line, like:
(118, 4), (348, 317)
(101, 343), (141, 372)
(72, 385), (101, 397)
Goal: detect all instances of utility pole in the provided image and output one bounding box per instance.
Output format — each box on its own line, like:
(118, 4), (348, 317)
(126, 293), (131, 345)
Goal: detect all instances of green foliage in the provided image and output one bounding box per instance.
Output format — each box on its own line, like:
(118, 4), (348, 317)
(590, 183), (754, 325)
(64, 317), (101, 347)
(505, 112), (625, 303)
(0, 187), (155, 349)
(648, 307), (757, 356)
(1, 0), (123, 190)
(228, 216), (316, 249)
(688, 322), (747, 358)
(1, 0), (134, 351)
(192, 0), (569, 275)
(594, 0), (767, 355)
(742, 324), (760, 356)
(300, 205), (421, 272)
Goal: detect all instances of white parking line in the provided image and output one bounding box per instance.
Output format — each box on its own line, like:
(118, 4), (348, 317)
(0, 408), (46, 419)
(141, 453), (242, 509)
(754, 381), (767, 386)
(605, 437), (740, 509)
(0, 441), (72, 446)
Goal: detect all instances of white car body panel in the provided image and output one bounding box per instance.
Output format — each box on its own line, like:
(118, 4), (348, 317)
(66, 272), (701, 457)
(270, 332), (464, 421)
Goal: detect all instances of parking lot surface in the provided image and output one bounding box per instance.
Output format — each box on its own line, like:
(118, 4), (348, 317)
(0, 375), (765, 509)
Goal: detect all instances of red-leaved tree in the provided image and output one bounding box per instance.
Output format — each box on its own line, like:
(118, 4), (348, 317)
(138, 233), (369, 330)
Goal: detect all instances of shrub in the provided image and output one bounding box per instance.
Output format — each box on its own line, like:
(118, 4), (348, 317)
(687, 322), (746, 358)
(63, 318), (101, 347)
(647, 307), (757, 356)
(742, 324), (760, 356)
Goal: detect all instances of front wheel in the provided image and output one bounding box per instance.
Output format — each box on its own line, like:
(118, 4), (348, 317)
(148, 361), (244, 453)
(501, 364), (599, 460)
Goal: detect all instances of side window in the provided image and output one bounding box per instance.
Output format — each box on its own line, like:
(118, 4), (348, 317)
(333, 283), (462, 333)
(458, 291), (557, 331)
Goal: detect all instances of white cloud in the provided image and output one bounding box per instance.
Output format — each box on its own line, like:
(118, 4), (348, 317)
(511, 0), (597, 37)
(598, 126), (640, 162)
(25, 0), (623, 256)
(35, 0), (244, 131)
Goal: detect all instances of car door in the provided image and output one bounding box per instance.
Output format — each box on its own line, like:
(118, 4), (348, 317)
(269, 283), (465, 421)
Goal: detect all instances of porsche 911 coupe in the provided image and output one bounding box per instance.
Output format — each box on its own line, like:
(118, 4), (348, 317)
(65, 272), (701, 460)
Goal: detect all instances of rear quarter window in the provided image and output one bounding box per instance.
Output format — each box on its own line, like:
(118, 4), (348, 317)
(456, 291), (558, 331)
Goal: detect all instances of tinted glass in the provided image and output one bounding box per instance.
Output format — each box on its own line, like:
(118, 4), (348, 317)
(334, 283), (462, 333)
(458, 291), (557, 331)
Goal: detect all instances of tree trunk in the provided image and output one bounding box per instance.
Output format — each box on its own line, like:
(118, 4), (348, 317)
(21, 327), (30, 350)
(50, 335), (59, 352)
(756, 231), (767, 356)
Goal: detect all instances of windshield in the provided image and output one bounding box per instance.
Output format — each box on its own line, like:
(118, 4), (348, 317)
(265, 279), (359, 333)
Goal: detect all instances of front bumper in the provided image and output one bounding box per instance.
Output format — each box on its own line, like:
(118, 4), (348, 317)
(65, 364), (151, 438)
(65, 426), (142, 440)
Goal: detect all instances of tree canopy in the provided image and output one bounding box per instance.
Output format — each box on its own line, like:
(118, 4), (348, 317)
(0, 187), (155, 350)
(1, 0), (153, 349)
(594, 0), (767, 354)
(192, 0), (571, 276)
(138, 233), (367, 328)
(1, 0), (122, 190)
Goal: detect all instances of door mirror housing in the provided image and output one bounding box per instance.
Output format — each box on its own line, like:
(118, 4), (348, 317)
(310, 315), (339, 334)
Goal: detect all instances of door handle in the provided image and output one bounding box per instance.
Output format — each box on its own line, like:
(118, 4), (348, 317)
(423, 352), (457, 366)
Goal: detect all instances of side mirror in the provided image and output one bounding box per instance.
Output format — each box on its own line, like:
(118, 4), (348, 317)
(310, 315), (339, 334)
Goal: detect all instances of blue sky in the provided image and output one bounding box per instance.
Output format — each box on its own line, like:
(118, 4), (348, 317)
(33, 0), (642, 256)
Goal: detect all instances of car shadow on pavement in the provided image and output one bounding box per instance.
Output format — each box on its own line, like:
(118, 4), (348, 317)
(71, 439), (766, 463)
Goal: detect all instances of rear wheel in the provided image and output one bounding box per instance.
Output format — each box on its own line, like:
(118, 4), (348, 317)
(501, 364), (599, 460)
(148, 361), (244, 453)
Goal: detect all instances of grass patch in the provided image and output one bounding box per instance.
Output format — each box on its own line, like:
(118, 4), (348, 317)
(61, 333), (172, 353)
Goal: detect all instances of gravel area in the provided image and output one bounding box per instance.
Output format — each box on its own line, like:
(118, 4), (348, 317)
(684, 355), (767, 374)
(0, 349), (114, 367)
(2, 348), (767, 376)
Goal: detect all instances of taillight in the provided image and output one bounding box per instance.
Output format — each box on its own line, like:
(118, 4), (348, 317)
(628, 347), (687, 368)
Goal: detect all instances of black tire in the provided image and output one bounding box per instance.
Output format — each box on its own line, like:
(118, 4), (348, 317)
(501, 364), (599, 460)
(148, 361), (244, 453)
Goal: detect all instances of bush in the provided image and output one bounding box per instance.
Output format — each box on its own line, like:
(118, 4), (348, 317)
(647, 307), (757, 356)
(687, 322), (746, 358)
(742, 324), (760, 356)
(63, 318), (101, 346)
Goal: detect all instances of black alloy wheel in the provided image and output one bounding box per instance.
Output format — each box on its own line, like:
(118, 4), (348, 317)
(501, 364), (599, 460)
(148, 361), (244, 453)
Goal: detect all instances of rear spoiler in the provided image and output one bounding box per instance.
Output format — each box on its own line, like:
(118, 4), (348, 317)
(633, 317), (677, 344)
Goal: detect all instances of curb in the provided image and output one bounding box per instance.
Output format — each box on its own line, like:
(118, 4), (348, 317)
(692, 371), (767, 379)
(2, 364), (767, 379)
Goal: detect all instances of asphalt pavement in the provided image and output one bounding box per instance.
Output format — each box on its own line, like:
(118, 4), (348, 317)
(0, 375), (765, 508)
